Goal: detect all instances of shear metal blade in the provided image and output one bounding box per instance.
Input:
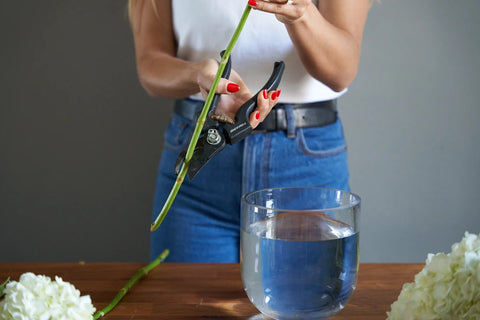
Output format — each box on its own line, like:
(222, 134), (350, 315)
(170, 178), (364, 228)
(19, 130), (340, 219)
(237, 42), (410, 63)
(187, 131), (226, 180)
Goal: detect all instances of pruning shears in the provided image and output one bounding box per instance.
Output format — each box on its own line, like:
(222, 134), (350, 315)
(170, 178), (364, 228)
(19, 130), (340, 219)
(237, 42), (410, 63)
(175, 52), (285, 180)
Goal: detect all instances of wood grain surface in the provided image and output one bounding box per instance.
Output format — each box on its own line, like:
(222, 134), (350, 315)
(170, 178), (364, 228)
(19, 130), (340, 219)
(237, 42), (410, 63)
(0, 263), (424, 319)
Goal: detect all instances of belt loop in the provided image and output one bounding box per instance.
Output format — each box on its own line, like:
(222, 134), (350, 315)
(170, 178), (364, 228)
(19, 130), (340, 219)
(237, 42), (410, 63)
(285, 104), (296, 138)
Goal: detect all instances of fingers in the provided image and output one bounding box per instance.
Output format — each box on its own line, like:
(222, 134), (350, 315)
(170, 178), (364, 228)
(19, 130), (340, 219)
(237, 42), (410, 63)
(198, 76), (242, 100)
(248, 0), (309, 24)
(209, 74), (251, 124)
(218, 78), (241, 94)
(197, 59), (243, 97)
(249, 89), (282, 129)
(248, 0), (302, 7)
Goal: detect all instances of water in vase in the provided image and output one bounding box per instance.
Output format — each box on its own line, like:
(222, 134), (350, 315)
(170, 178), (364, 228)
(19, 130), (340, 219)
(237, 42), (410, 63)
(241, 212), (359, 320)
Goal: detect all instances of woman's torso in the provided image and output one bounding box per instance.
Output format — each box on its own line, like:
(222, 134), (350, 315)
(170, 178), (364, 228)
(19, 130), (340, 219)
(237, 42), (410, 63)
(171, 0), (345, 103)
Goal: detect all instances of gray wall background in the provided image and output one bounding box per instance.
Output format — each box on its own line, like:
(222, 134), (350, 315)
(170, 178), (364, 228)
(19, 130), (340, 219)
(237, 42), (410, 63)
(1, 1), (479, 263)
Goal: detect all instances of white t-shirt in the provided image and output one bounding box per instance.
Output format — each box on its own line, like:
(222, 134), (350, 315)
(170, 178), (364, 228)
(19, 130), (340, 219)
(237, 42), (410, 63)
(172, 0), (346, 103)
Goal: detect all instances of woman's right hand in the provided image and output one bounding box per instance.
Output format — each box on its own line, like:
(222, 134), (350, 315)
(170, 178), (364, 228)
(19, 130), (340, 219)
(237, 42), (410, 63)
(196, 59), (281, 129)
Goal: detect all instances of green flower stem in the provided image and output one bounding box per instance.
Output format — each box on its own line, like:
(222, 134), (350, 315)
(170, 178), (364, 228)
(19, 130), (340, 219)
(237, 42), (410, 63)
(93, 249), (169, 319)
(0, 277), (9, 299)
(150, 4), (252, 232)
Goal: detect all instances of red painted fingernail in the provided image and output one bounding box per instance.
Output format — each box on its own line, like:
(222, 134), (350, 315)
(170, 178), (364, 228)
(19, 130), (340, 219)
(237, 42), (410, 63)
(248, 0), (257, 6)
(255, 111), (260, 120)
(227, 83), (240, 93)
(276, 89), (281, 98)
(263, 89), (268, 100)
(271, 91), (278, 100)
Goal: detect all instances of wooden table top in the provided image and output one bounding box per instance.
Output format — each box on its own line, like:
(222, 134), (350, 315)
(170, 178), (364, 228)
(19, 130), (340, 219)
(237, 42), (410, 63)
(0, 263), (423, 319)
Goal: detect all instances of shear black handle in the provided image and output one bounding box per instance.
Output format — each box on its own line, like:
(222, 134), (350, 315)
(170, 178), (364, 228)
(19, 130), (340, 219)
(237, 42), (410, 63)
(174, 51), (231, 176)
(207, 50), (232, 121)
(223, 61), (285, 145)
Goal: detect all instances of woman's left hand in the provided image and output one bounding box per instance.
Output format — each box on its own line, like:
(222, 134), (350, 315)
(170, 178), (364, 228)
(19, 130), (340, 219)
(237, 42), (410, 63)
(248, 0), (313, 24)
(248, 0), (370, 92)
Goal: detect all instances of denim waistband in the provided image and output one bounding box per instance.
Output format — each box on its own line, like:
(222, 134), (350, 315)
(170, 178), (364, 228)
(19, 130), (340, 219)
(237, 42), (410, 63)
(173, 98), (338, 137)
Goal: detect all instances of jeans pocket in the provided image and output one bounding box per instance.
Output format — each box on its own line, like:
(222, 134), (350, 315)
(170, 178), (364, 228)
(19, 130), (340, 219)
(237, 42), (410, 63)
(296, 120), (347, 158)
(164, 114), (194, 153)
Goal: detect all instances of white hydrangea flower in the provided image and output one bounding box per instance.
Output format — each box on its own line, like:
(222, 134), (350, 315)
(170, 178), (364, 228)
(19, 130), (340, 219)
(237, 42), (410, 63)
(0, 272), (95, 320)
(387, 232), (480, 320)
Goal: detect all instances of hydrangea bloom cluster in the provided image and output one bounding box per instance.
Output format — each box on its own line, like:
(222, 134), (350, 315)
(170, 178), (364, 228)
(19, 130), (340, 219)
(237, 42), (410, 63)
(0, 272), (95, 320)
(387, 232), (480, 320)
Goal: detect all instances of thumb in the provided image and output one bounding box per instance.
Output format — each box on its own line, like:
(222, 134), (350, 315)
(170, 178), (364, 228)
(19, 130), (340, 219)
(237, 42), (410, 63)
(216, 78), (240, 94)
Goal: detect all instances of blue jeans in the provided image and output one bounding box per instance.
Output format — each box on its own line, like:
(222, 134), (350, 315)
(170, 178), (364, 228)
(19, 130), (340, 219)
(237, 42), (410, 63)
(151, 99), (349, 262)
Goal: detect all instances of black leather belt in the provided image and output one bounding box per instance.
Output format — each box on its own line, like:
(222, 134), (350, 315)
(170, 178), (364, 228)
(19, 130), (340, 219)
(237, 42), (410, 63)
(254, 100), (337, 132)
(173, 99), (337, 132)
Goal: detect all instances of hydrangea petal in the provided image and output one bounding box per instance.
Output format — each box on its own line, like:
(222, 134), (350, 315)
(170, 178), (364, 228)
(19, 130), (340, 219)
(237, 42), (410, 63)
(387, 232), (480, 319)
(0, 273), (95, 320)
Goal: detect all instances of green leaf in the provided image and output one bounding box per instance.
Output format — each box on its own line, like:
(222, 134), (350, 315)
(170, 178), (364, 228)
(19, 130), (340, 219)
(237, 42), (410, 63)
(0, 277), (10, 299)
